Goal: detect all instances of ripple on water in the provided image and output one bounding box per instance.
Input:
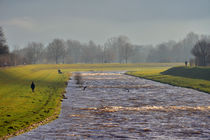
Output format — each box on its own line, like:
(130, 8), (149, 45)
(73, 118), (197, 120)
(11, 72), (210, 140)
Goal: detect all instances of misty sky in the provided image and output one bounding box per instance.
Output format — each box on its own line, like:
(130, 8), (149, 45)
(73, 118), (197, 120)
(0, 0), (210, 48)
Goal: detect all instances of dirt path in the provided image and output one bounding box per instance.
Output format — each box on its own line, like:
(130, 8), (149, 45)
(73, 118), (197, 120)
(11, 72), (210, 140)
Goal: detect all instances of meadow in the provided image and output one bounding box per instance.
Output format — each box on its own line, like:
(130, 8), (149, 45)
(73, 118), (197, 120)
(127, 66), (210, 94)
(0, 63), (181, 138)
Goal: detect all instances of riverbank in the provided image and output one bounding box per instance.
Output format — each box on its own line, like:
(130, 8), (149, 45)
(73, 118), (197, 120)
(127, 66), (210, 94)
(0, 65), (70, 139)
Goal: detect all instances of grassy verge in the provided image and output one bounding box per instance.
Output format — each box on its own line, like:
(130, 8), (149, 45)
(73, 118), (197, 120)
(0, 63), (181, 138)
(126, 66), (210, 94)
(0, 65), (69, 138)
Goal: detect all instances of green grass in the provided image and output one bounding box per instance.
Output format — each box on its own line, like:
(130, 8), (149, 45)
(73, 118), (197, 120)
(0, 63), (181, 138)
(0, 65), (70, 138)
(127, 66), (210, 94)
(161, 66), (210, 81)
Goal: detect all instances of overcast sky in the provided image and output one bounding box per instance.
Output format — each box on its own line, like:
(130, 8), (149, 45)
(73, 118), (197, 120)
(0, 0), (210, 48)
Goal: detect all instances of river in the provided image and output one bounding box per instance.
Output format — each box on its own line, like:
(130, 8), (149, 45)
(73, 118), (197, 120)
(11, 72), (210, 140)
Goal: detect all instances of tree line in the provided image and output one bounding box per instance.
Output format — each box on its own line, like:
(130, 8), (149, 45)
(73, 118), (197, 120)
(12, 36), (134, 65)
(191, 39), (210, 66)
(0, 26), (210, 66)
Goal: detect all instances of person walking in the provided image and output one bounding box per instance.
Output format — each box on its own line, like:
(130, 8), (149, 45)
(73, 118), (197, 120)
(185, 61), (188, 66)
(31, 81), (35, 92)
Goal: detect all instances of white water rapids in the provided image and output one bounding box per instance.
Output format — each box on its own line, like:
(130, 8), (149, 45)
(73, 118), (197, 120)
(11, 72), (210, 140)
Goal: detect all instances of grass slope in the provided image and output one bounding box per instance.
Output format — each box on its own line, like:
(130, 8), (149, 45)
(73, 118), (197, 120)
(162, 66), (210, 81)
(0, 63), (181, 138)
(0, 65), (69, 138)
(127, 66), (210, 94)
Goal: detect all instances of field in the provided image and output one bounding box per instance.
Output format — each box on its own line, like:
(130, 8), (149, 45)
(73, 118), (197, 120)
(127, 66), (210, 94)
(0, 63), (181, 138)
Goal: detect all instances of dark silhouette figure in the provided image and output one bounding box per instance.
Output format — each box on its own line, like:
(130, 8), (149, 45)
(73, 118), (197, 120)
(31, 82), (35, 92)
(83, 86), (87, 91)
(58, 69), (62, 74)
(185, 61), (188, 66)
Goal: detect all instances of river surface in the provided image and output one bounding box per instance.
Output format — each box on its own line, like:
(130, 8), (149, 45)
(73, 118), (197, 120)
(11, 72), (210, 140)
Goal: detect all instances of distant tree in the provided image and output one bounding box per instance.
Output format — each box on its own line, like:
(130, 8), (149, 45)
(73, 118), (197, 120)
(103, 37), (118, 63)
(191, 40), (210, 66)
(0, 27), (9, 55)
(24, 42), (44, 64)
(147, 43), (171, 62)
(146, 47), (157, 62)
(117, 36), (128, 63)
(47, 39), (65, 64)
(123, 43), (133, 63)
(12, 45), (20, 65)
(171, 42), (183, 62)
(81, 40), (101, 63)
(96, 45), (104, 63)
(157, 44), (171, 62)
(116, 36), (134, 63)
(81, 43), (93, 63)
(0, 27), (10, 66)
(130, 45), (152, 63)
(66, 39), (82, 63)
(179, 32), (199, 61)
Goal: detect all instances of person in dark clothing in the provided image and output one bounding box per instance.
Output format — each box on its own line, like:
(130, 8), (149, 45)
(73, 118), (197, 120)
(58, 69), (62, 74)
(185, 61), (188, 66)
(31, 82), (35, 92)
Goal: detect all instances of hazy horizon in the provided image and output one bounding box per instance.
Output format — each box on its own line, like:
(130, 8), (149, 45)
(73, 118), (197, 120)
(0, 0), (210, 48)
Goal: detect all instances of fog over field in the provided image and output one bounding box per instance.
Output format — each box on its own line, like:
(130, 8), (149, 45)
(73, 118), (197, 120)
(0, 0), (210, 65)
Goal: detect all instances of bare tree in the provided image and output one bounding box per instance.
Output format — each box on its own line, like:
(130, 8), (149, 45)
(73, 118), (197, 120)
(116, 36), (133, 63)
(66, 39), (82, 63)
(0, 27), (10, 66)
(0, 27), (9, 55)
(47, 39), (65, 64)
(103, 38), (118, 63)
(24, 42), (44, 64)
(12, 45), (20, 66)
(124, 43), (134, 63)
(191, 40), (210, 66)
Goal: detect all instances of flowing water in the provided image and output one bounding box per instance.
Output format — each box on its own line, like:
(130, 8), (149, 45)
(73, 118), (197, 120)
(11, 72), (210, 140)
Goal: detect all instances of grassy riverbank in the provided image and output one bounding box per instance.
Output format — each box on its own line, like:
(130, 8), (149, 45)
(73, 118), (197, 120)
(127, 66), (210, 94)
(0, 65), (70, 138)
(0, 63), (181, 138)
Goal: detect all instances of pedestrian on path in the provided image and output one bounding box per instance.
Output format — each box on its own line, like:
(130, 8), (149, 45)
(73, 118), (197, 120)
(31, 81), (35, 92)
